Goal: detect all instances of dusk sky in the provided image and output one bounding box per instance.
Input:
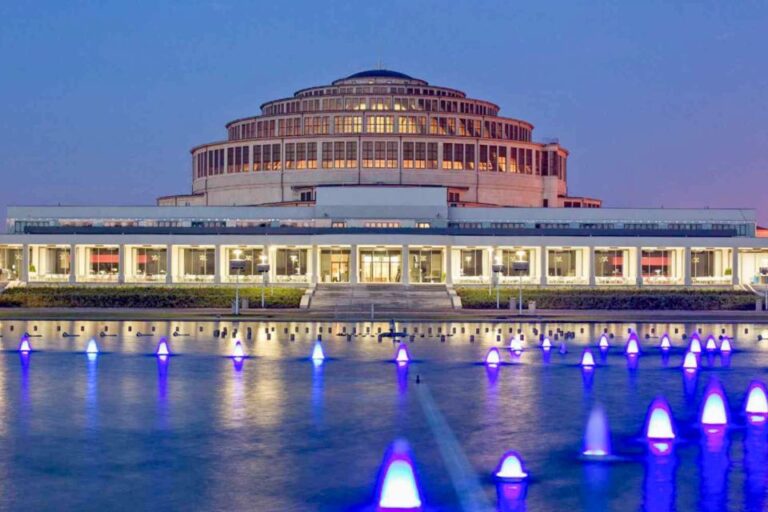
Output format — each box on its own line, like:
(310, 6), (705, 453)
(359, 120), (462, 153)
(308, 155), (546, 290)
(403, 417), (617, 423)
(1, 1), (766, 223)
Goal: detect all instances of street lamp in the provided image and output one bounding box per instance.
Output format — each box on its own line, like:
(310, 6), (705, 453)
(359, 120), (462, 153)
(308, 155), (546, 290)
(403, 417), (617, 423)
(512, 250), (530, 315)
(229, 249), (245, 315)
(492, 258), (503, 309)
(256, 252), (270, 309)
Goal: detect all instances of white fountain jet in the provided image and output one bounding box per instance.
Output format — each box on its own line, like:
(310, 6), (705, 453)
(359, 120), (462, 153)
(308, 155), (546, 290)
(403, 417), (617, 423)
(156, 338), (170, 357)
(376, 440), (423, 511)
(660, 334), (672, 351)
(509, 336), (523, 353)
(644, 397), (676, 455)
(582, 405), (611, 458)
(688, 335), (702, 354)
(581, 349), (596, 369)
(395, 343), (410, 365)
(485, 347), (501, 366)
(705, 335), (717, 352)
(232, 339), (246, 359)
(541, 337), (552, 350)
(598, 334), (609, 350)
(494, 450), (529, 482)
(18, 335), (31, 353)
(86, 338), (99, 356)
(745, 381), (768, 424)
(720, 337), (732, 353)
(625, 333), (640, 356)
(311, 341), (325, 362)
(700, 380), (729, 430)
(682, 351), (698, 372)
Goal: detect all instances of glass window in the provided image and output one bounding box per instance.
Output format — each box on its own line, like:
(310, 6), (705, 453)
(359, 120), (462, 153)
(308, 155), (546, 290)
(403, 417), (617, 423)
(88, 247), (119, 277)
(359, 248), (401, 283)
(427, 142), (438, 169)
(548, 250), (577, 277)
(594, 250), (625, 277)
(275, 248), (308, 276)
(0, 247), (22, 281)
(133, 247), (167, 281)
(320, 248), (350, 283)
(42, 247), (71, 275)
(409, 248), (444, 283)
(691, 250), (716, 278)
(500, 249), (531, 276)
(183, 248), (215, 277)
(460, 249), (485, 277)
(227, 247), (264, 278)
(642, 250), (674, 278)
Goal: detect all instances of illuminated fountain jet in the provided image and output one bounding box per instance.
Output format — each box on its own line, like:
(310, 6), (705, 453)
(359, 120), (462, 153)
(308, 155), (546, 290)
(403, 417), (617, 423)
(581, 349), (596, 369)
(682, 351), (698, 373)
(582, 405), (611, 459)
(700, 380), (729, 432)
(644, 397), (676, 455)
(745, 380), (768, 425)
(86, 338), (99, 355)
(376, 439), (423, 511)
(156, 338), (171, 358)
(705, 335), (717, 352)
(485, 347), (501, 366)
(18, 335), (31, 353)
(720, 337), (732, 353)
(598, 334), (609, 350)
(659, 334), (672, 351)
(232, 339), (246, 359)
(541, 337), (552, 351)
(625, 332), (640, 356)
(311, 341), (325, 363)
(494, 450), (529, 482)
(395, 343), (410, 365)
(509, 336), (523, 353)
(559, 342), (567, 355)
(688, 334), (702, 354)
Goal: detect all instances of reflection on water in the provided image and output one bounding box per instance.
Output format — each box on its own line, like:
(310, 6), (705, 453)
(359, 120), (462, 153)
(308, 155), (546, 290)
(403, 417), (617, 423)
(0, 318), (765, 510)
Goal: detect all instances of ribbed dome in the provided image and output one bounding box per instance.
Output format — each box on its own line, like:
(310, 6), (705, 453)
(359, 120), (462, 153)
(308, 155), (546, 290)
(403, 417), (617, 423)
(344, 69), (414, 80)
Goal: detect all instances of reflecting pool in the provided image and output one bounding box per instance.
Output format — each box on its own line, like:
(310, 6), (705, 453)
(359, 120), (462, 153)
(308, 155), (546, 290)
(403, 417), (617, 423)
(0, 318), (767, 510)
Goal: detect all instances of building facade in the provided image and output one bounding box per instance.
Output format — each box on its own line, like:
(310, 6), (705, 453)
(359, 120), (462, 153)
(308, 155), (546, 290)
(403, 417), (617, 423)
(2, 70), (767, 290)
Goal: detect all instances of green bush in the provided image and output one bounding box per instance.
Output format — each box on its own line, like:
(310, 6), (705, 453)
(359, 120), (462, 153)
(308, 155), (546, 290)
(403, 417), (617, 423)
(456, 287), (756, 310)
(0, 286), (305, 309)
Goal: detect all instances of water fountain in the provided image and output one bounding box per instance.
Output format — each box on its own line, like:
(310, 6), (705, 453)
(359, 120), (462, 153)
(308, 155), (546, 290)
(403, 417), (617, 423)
(311, 341), (325, 363)
(541, 337), (552, 350)
(376, 439), (423, 511)
(582, 405), (612, 459)
(688, 334), (702, 354)
(720, 337), (732, 353)
(494, 450), (529, 482)
(86, 338), (99, 355)
(395, 343), (410, 365)
(509, 336), (523, 353)
(659, 333), (671, 351)
(156, 338), (171, 358)
(232, 339), (246, 359)
(598, 334), (609, 350)
(625, 332), (640, 355)
(745, 380), (768, 425)
(18, 335), (31, 353)
(682, 351), (698, 372)
(705, 335), (717, 352)
(559, 342), (567, 355)
(581, 349), (596, 369)
(485, 347), (501, 366)
(644, 397), (676, 455)
(700, 379), (729, 433)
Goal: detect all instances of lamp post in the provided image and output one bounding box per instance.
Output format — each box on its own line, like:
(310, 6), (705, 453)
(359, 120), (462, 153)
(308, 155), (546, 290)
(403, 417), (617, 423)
(230, 249), (245, 315)
(513, 250), (529, 315)
(257, 253), (270, 309)
(492, 261), (503, 309)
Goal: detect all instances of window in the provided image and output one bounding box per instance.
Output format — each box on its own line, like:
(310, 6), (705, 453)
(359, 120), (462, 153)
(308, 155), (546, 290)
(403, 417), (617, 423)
(642, 249), (674, 278)
(548, 250), (577, 277)
(132, 247), (166, 281)
(460, 249), (485, 277)
(427, 142), (438, 169)
(183, 248), (215, 277)
(448, 191), (460, 203)
(320, 248), (350, 283)
(322, 142), (333, 169)
(87, 247), (119, 277)
(275, 248), (308, 277)
(403, 142), (414, 168)
(331, 221), (347, 228)
(691, 250), (716, 278)
(386, 142), (398, 168)
(367, 115), (394, 133)
(409, 248), (444, 283)
(285, 143), (296, 169)
(500, 249), (531, 277)
(227, 247), (264, 278)
(594, 250), (625, 277)
(299, 190), (313, 202)
(479, 145), (489, 171)
(416, 222), (431, 229)
(334, 116), (362, 134)
(307, 142), (317, 169)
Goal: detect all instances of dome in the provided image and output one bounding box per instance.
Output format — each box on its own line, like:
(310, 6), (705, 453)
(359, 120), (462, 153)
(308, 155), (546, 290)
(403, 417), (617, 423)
(344, 69), (414, 80)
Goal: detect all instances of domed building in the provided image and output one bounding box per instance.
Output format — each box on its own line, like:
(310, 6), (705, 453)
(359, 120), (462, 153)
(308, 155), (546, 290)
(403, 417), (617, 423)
(159, 69), (600, 209)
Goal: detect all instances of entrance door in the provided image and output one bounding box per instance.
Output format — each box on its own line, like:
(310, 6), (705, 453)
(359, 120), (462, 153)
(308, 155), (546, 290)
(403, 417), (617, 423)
(410, 249), (444, 283)
(359, 249), (401, 283)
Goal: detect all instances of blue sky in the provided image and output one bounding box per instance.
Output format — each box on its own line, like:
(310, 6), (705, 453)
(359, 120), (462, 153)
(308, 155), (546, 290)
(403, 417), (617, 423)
(1, 1), (766, 222)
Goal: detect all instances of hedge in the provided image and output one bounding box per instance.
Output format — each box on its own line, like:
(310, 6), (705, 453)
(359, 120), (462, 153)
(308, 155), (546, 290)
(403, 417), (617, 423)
(0, 286), (305, 309)
(456, 287), (757, 310)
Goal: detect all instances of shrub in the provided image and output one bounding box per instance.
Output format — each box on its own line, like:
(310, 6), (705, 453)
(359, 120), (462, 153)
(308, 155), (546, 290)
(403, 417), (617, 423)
(0, 286), (305, 309)
(456, 287), (756, 311)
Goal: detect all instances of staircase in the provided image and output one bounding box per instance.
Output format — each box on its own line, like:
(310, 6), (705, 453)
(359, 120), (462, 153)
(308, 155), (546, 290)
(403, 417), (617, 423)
(309, 284), (454, 312)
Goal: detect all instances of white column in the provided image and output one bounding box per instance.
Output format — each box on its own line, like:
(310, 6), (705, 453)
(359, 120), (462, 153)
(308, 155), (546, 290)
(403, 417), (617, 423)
(165, 244), (173, 284)
(350, 244), (358, 284)
(588, 246), (596, 287)
(539, 247), (547, 286)
(683, 247), (692, 286)
(635, 247), (643, 287)
(21, 244), (29, 282)
(215, 245), (224, 284)
(69, 244), (76, 284)
(312, 244), (319, 284)
(402, 246), (410, 284)
(731, 248), (740, 285)
(118, 244), (126, 284)
(445, 245), (453, 284)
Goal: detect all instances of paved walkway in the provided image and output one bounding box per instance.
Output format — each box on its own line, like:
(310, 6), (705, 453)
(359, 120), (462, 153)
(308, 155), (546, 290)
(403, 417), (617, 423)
(1, 307), (766, 323)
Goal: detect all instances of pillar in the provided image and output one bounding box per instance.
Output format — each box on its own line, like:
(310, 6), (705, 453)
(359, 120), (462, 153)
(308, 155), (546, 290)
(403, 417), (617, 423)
(214, 245), (224, 284)
(731, 248), (740, 285)
(588, 246), (596, 287)
(69, 244), (76, 284)
(165, 244), (173, 284)
(312, 244), (320, 284)
(539, 247), (547, 286)
(21, 244), (29, 282)
(402, 246), (410, 285)
(635, 247), (643, 287)
(118, 244), (126, 284)
(350, 244), (358, 284)
(446, 245), (453, 284)
(683, 247), (692, 287)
